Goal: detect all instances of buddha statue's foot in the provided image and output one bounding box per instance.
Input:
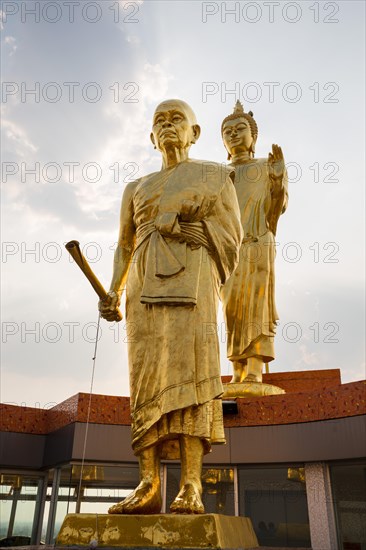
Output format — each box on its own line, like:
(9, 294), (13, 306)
(170, 483), (204, 514)
(243, 373), (262, 383)
(230, 362), (247, 384)
(108, 480), (162, 515)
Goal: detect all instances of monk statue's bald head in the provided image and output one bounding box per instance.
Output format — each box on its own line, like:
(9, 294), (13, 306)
(150, 99), (201, 156)
(153, 99), (198, 126)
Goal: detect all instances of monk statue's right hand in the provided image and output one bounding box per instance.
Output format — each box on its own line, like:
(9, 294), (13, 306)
(99, 290), (122, 322)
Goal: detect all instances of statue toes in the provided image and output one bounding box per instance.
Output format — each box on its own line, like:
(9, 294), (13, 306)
(108, 502), (125, 515)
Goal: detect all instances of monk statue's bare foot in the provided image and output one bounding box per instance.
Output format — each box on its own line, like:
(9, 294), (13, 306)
(108, 480), (162, 515)
(170, 483), (204, 514)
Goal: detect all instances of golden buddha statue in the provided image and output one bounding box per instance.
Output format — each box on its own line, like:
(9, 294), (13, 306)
(220, 101), (288, 385)
(99, 99), (242, 514)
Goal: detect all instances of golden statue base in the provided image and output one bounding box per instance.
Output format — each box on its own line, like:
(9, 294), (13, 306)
(223, 381), (285, 398)
(56, 513), (258, 549)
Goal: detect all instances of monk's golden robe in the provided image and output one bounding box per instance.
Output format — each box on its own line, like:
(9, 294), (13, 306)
(220, 158), (288, 364)
(118, 160), (242, 459)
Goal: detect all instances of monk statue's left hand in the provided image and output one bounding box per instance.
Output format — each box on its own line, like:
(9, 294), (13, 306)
(180, 199), (200, 222)
(268, 144), (285, 191)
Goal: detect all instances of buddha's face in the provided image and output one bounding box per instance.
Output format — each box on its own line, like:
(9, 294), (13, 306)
(222, 117), (254, 156)
(150, 100), (200, 153)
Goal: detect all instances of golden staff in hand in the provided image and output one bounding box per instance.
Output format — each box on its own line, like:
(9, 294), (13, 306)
(65, 240), (122, 322)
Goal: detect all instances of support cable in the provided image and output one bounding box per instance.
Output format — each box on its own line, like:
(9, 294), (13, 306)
(76, 312), (101, 512)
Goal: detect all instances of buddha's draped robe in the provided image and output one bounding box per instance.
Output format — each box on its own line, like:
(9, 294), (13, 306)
(118, 160), (242, 459)
(220, 158), (288, 364)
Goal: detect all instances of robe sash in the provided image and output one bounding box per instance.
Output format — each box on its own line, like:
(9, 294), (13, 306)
(136, 218), (210, 305)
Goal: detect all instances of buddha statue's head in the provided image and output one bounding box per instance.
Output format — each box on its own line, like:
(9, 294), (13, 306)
(221, 101), (258, 160)
(150, 99), (201, 154)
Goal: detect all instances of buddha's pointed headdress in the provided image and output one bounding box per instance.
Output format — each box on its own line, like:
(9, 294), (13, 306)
(221, 101), (258, 159)
(221, 100), (258, 139)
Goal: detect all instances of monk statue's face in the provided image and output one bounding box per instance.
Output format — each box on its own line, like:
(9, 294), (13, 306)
(150, 100), (200, 154)
(222, 116), (254, 157)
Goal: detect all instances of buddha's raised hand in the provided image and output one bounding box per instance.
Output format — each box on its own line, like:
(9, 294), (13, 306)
(268, 144), (285, 189)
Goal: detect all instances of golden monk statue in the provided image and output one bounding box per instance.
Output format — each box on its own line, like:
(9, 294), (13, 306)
(99, 99), (242, 514)
(220, 101), (288, 384)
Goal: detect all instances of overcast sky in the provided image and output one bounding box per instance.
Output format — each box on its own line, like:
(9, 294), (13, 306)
(1, 0), (365, 408)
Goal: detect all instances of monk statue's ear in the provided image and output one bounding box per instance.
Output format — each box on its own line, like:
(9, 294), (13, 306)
(150, 132), (157, 150)
(191, 124), (201, 144)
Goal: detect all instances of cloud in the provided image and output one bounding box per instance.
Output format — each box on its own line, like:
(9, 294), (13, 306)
(296, 344), (320, 367)
(140, 63), (174, 103)
(4, 35), (17, 55)
(2, 108), (38, 156)
(1, 59), (173, 235)
(80, 62), (173, 211)
(125, 34), (140, 45)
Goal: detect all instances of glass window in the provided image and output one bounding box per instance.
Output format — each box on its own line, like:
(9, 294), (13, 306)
(0, 473), (44, 544)
(330, 462), (366, 550)
(0, 484), (12, 538)
(40, 471), (56, 543)
(53, 484), (76, 543)
(166, 466), (235, 515)
(40, 500), (50, 543)
(238, 466), (310, 547)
